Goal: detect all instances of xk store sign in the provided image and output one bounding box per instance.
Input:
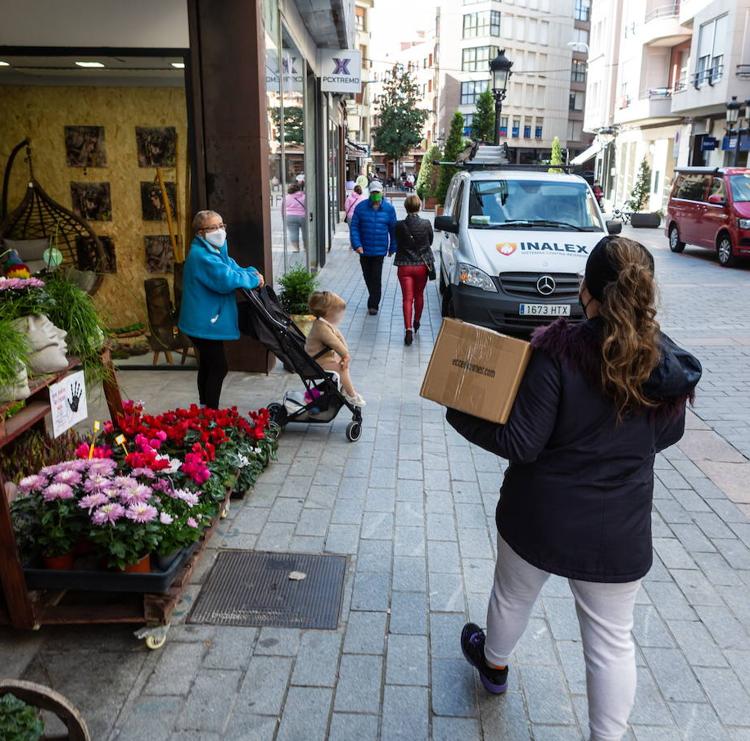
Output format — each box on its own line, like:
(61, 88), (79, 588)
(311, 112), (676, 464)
(319, 49), (362, 94)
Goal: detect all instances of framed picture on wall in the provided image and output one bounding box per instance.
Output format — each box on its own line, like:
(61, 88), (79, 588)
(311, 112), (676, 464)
(65, 125), (107, 168)
(76, 235), (117, 273)
(70, 182), (112, 222)
(140, 182), (177, 221)
(144, 235), (178, 273)
(135, 127), (177, 167)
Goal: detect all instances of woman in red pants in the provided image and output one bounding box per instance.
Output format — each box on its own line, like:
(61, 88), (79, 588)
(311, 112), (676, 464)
(394, 195), (435, 345)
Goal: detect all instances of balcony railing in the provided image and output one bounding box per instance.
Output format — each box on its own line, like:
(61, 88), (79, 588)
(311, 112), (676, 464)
(672, 74), (688, 93)
(738, 64), (750, 79)
(693, 64), (723, 88)
(644, 86), (672, 98)
(644, 2), (680, 23)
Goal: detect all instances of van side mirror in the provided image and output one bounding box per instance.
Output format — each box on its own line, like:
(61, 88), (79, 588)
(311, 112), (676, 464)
(707, 193), (726, 205)
(434, 215), (459, 234)
(606, 220), (622, 235)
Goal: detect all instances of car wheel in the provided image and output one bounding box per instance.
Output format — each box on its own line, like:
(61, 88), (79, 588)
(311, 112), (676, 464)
(668, 224), (685, 253)
(717, 234), (737, 267)
(441, 286), (455, 318)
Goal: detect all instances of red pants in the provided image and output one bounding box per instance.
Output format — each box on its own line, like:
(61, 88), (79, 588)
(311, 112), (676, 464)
(397, 264), (429, 330)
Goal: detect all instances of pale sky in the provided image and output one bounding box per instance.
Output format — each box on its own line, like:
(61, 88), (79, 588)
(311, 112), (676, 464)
(368, 0), (439, 65)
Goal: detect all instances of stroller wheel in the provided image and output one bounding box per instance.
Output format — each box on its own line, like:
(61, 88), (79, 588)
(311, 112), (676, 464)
(267, 402), (288, 427)
(346, 421), (362, 443)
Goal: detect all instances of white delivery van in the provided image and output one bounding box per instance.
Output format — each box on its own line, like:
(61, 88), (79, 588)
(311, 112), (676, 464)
(434, 160), (621, 334)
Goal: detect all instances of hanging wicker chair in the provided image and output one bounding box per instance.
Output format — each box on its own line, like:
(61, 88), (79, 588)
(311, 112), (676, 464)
(0, 139), (107, 294)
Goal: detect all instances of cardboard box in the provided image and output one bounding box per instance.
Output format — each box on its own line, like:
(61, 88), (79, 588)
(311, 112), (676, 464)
(420, 318), (532, 424)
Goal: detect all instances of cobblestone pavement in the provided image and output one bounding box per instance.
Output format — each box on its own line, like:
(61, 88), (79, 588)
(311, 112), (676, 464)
(3, 211), (750, 741)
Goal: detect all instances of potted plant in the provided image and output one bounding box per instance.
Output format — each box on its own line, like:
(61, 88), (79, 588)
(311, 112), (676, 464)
(416, 144), (441, 210)
(627, 157), (662, 228)
(0, 693), (44, 741)
(278, 264), (318, 336)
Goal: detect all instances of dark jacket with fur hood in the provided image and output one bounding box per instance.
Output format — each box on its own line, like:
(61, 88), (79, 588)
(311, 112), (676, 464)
(446, 318), (701, 583)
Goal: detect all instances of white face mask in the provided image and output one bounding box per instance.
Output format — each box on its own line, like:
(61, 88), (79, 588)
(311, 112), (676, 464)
(204, 228), (226, 248)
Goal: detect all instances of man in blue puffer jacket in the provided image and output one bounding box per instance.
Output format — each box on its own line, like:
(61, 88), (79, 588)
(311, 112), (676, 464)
(349, 180), (398, 314)
(178, 210), (263, 408)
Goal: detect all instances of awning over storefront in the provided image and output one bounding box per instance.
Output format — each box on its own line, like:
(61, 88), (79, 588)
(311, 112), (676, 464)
(570, 140), (603, 166)
(293, 0), (354, 49)
(346, 140), (369, 157)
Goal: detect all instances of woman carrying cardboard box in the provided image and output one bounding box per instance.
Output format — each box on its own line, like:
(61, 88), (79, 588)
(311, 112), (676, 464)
(447, 236), (701, 741)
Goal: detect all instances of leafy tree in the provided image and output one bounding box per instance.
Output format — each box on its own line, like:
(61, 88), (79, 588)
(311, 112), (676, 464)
(471, 90), (496, 143)
(373, 64), (429, 170)
(416, 144), (441, 200)
(271, 106), (304, 144)
(435, 112), (465, 206)
(627, 157), (652, 212)
(548, 136), (564, 173)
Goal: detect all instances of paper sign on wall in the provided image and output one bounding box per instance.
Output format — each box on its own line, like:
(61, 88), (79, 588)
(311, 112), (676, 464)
(49, 370), (88, 438)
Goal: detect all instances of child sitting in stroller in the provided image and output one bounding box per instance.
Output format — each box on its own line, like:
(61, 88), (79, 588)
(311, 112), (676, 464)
(305, 291), (366, 407)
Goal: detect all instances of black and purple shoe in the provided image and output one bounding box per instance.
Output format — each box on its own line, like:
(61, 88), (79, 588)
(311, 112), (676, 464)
(460, 622), (509, 694)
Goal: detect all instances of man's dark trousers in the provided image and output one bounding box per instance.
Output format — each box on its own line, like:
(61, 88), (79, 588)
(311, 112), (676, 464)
(359, 254), (385, 311)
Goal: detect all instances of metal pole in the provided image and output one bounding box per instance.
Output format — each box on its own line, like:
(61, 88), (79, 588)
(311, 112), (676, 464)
(494, 95), (501, 146)
(734, 126), (741, 167)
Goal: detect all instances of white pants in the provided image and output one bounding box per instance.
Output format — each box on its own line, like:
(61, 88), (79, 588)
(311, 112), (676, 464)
(485, 536), (641, 741)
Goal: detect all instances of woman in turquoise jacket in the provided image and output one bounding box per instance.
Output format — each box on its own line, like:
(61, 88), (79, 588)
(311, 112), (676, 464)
(178, 210), (264, 408)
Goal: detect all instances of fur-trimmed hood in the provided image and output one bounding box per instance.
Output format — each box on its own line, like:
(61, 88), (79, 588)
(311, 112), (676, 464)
(531, 318), (702, 406)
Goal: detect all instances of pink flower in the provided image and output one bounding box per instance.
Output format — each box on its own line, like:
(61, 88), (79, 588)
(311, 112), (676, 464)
(159, 512), (174, 525)
(155, 431), (167, 441)
(187, 517), (198, 528)
(152, 479), (172, 493)
(92, 502), (126, 525)
(18, 474), (47, 493)
(120, 484), (153, 505)
(79, 492), (109, 511)
(43, 483), (74, 501)
(125, 502), (158, 523)
(40, 464), (62, 477)
(88, 459), (117, 476)
(75, 442), (90, 459)
(54, 469), (82, 486)
(84, 474), (111, 493)
(114, 475), (138, 490)
(173, 489), (199, 507)
(130, 467), (156, 479)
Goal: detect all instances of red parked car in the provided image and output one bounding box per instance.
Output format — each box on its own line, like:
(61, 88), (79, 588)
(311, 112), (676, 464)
(666, 167), (750, 267)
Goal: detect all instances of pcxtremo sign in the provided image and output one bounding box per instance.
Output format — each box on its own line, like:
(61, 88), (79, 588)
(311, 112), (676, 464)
(496, 241), (591, 256)
(319, 49), (362, 94)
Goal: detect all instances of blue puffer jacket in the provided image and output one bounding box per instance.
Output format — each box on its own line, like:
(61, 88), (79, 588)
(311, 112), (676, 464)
(178, 236), (260, 341)
(349, 199), (398, 256)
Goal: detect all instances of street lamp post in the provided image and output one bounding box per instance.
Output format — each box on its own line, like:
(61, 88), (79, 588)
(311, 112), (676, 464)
(726, 96), (741, 166)
(489, 49), (513, 146)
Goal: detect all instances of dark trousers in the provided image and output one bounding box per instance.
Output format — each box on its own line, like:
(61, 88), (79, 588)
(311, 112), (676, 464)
(189, 336), (228, 409)
(359, 254), (385, 310)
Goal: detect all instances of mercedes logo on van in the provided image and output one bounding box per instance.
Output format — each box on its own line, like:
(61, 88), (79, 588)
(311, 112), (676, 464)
(536, 275), (556, 296)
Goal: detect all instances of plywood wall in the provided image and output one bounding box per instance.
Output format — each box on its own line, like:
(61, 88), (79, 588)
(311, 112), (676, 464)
(0, 84), (189, 326)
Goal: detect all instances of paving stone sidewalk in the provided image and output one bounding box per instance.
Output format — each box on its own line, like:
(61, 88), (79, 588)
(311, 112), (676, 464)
(2, 214), (750, 741)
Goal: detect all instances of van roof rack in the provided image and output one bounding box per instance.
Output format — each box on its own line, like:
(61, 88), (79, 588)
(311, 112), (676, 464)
(436, 143), (574, 172)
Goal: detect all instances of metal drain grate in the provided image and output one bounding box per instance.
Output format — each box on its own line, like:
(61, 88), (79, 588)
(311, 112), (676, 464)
(188, 550), (346, 629)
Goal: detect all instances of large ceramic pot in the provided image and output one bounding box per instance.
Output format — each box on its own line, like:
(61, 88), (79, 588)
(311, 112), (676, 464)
(630, 212), (661, 228)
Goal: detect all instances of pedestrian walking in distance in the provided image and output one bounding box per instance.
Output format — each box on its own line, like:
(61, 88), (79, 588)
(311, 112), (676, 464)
(178, 210), (264, 409)
(348, 180), (397, 315)
(394, 194), (434, 345)
(447, 236), (701, 741)
(284, 182), (306, 253)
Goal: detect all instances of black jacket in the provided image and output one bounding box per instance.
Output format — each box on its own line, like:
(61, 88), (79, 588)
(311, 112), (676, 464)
(394, 214), (434, 266)
(446, 318), (701, 583)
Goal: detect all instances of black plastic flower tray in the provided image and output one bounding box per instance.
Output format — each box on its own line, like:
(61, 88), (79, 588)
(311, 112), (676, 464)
(23, 545), (196, 594)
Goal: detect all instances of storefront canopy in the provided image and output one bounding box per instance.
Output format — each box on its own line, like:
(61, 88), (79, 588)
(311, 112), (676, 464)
(293, 0), (354, 49)
(570, 140), (603, 166)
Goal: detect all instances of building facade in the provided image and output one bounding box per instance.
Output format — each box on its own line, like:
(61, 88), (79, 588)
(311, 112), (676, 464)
(584, 0), (750, 211)
(435, 0), (593, 162)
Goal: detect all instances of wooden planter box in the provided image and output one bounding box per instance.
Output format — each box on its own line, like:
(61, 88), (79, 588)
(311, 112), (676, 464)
(630, 212), (661, 228)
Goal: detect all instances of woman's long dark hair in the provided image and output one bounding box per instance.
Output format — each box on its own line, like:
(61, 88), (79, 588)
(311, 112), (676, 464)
(597, 237), (661, 417)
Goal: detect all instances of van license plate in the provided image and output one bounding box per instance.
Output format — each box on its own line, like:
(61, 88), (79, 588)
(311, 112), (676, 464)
(519, 304), (570, 316)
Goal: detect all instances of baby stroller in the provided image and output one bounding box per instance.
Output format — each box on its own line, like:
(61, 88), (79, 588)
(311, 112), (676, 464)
(239, 287), (364, 442)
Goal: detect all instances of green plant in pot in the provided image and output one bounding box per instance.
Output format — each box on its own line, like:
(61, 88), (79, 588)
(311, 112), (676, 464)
(278, 264), (319, 336)
(0, 693), (44, 741)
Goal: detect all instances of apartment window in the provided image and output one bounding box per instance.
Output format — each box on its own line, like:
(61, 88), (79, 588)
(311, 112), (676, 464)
(569, 91), (584, 111)
(568, 120), (583, 141)
(463, 10), (501, 39)
(512, 117), (521, 138)
(460, 79), (489, 105)
(535, 119), (543, 139)
(695, 14), (728, 86)
(571, 59), (586, 83)
(499, 115), (508, 137)
(574, 0), (591, 22)
(523, 123), (532, 138)
(462, 46), (494, 72)
(463, 113), (475, 137)
(573, 28), (589, 46)
(355, 8), (365, 32)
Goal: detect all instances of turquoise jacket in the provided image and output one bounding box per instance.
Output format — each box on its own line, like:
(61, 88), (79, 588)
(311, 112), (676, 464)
(177, 236), (260, 341)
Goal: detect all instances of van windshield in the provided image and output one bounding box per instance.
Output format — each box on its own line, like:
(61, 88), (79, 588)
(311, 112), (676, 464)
(467, 179), (603, 231)
(730, 174), (750, 202)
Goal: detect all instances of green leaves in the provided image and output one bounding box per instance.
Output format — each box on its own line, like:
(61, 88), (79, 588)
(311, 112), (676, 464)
(435, 112), (466, 206)
(471, 90), (496, 143)
(373, 64), (430, 161)
(278, 265), (319, 316)
(0, 693), (44, 741)
(627, 157), (652, 213)
(416, 145), (441, 200)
